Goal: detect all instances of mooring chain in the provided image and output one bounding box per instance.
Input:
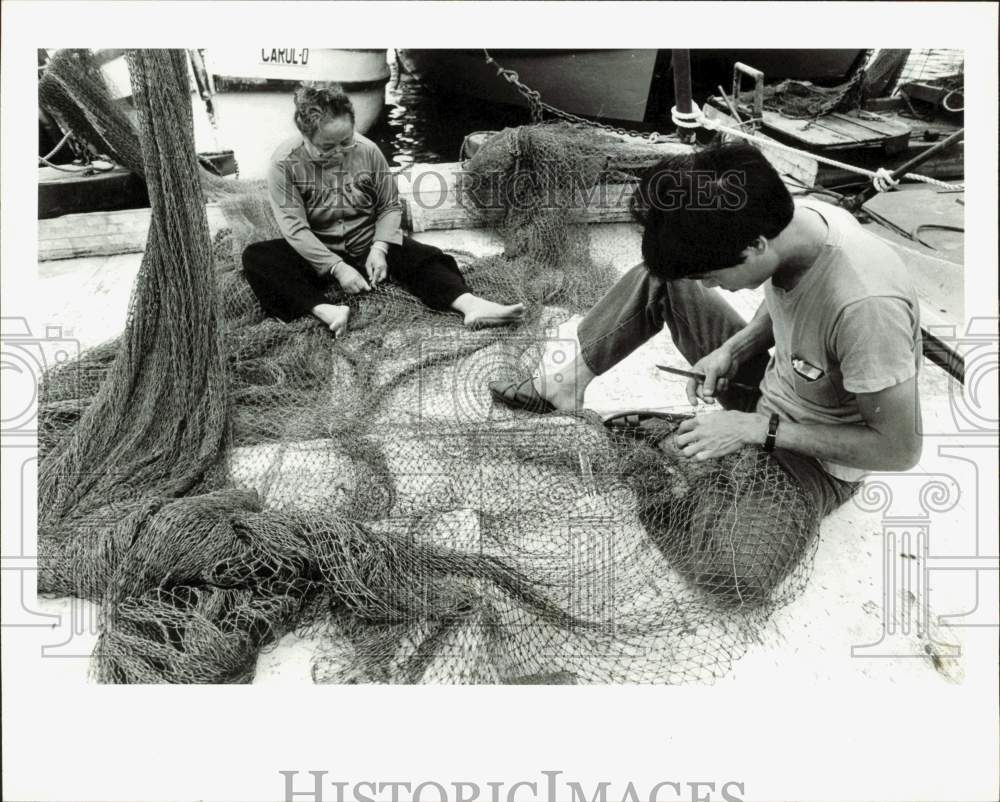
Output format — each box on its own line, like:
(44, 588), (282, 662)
(483, 50), (675, 143)
(482, 49), (545, 122)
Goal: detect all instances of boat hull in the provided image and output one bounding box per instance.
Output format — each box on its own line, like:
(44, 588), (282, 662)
(82, 48), (389, 183)
(38, 165), (149, 220)
(691, 49), (867, 84)
(400, 49), (868, 126)
(399, 49), (660, 123)
(201, 48), (390, 179)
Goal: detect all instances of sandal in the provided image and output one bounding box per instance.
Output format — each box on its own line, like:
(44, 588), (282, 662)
(488, 377), (557, 415)
(602, 410), (692, 444)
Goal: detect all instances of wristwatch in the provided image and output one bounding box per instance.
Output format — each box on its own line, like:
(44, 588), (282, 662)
(763, 413), (780, 452)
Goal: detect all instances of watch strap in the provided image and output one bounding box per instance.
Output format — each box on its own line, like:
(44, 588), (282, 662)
(764, 413), (780, 452)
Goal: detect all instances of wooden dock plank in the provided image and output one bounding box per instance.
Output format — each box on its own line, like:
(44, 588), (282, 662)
(38, 205), (229, 261)
(759, 108), (912, 153)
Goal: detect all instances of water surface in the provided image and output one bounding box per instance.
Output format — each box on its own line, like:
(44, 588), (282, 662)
(368, 50), (533, 168)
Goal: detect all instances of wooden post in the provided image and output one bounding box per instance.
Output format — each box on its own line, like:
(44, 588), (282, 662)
(671, 49), (695, 144)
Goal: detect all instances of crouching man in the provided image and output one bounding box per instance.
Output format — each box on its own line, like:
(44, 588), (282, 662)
(490, 143), (924, 601)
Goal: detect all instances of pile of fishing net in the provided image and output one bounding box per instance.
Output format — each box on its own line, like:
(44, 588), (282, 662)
(739, 54), (871, 120)
(38, 49), (822, 684)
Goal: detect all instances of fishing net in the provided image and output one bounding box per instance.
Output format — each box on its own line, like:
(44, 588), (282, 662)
(742, 53), (871, 120)
(38, 49), (823, 684)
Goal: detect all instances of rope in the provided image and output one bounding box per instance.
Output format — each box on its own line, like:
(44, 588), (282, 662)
(675, 101), (965, 192)
(670, 105), (702, 129)
(39, 127), (117, 174)
(941, 89), (964, 113)
(872, 168), (900, 193)
(39, 155), (116, 174)
(40, 130), (72, 162)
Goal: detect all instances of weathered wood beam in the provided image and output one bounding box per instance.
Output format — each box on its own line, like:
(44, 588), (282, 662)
(38, 204), (229, 261)
(399, 158), (675, 234)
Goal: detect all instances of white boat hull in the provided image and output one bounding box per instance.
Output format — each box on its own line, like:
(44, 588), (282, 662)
(202, 48), (390, 179)
(87, 49), (389, 180)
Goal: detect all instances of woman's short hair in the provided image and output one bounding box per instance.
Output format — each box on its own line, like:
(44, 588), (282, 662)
(631, 142), (795, 280)
(293, 82), (355, 137)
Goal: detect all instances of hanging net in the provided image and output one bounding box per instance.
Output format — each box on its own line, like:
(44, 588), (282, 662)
(38, 49), (822, 684)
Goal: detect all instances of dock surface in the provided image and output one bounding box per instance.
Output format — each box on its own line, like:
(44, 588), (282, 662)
(31, 217), (993, 695)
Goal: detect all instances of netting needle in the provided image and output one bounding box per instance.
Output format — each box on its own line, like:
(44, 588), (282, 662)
(656, 364), (757, 393)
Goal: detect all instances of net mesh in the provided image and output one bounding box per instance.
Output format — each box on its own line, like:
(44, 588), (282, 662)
(38, 49), (822, 684)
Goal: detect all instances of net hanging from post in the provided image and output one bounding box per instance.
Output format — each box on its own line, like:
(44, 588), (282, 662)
(37, 49), (822, 684)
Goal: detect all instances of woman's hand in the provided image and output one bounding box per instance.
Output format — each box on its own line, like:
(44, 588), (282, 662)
(686, 345), (738, 405)
(333, 263), (371, 295)
(365, 249), (388, 285)
(674, 411), (769, 460)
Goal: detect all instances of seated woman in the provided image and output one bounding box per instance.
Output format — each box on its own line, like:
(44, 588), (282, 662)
(242, 82), (524, 336)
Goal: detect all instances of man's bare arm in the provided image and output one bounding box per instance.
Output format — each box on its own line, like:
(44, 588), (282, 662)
(725, 300), (774, 365)
(688, 301), (773, 402)
(676, 375), (922, 471)
(771, 376), (922, 471)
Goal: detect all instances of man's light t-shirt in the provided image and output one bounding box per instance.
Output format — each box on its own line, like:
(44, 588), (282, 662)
(757, 199), (921, 482)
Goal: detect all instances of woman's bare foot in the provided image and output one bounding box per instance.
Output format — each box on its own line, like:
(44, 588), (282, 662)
(451, 293), (526, 329)
(311, 303), (350, 338)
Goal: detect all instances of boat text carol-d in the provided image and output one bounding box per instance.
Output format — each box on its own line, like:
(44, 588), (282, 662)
(261, 49), (310, 67)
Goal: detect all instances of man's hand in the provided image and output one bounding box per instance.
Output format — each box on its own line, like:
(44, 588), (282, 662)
(333, 263), (371, 295)
(674, 411), (769, 460)
(365, 248), (388, 285)
(687, 346), (738, 405)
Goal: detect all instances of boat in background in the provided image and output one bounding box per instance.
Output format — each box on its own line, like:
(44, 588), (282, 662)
(198, 48), (390, 179)
(399, 50), (663, 123)
(397, 49), (868, 127)
(41, 48), (391, 214)
(39, 49), (238, 218)
(691, 50), (867, 85)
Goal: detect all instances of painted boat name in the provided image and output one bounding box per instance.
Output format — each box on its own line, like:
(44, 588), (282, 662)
(261, 49), (310, 66)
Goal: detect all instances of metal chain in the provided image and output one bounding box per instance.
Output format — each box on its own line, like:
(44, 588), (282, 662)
(482, 50), (677, 143)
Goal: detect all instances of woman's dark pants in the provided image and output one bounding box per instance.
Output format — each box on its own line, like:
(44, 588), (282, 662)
(242, 236), (470, 322)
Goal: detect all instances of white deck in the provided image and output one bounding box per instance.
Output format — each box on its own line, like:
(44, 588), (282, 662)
(27, 222), (996, 703)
